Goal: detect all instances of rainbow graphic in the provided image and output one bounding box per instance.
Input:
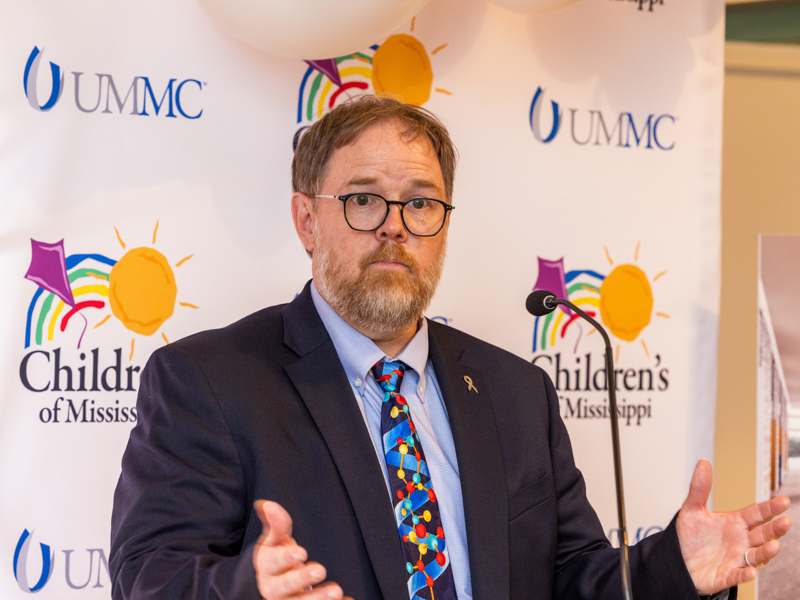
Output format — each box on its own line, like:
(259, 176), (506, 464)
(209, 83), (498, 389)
(296, 17), (452, 127)
(297, 46), (378, 123)
(25, 252), (116, 349)
(532, 257), (606, 353)
(24, 227), (197, 359)
(532, 247), (669, 362)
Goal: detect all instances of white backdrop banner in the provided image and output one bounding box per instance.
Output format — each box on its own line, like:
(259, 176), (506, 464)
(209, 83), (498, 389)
(0, 0), (724, 596)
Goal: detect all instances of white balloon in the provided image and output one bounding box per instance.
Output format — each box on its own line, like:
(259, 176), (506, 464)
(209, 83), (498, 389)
(196, 0), (431, 59)
(490, 0), (583, 14)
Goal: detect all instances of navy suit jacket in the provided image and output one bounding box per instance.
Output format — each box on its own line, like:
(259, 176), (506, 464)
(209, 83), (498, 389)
(110, 282), (713, 600)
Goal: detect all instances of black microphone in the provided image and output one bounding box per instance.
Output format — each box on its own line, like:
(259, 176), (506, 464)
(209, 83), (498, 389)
(525, 290), (558, 316)
(526, 290), (634, 600)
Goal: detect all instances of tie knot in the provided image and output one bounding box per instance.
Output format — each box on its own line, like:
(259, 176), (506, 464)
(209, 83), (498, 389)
(371, 360), (406, 393)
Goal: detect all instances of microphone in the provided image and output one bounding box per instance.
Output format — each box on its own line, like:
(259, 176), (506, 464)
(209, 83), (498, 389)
(526, 290), (634, 600)
(525, 290), (558, 316)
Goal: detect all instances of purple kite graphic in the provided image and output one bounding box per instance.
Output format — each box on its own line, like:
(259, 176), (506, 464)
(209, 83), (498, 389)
(303, 59), (342, 88)
(532, 257), (572, 316)
(24, 239), (89, 348)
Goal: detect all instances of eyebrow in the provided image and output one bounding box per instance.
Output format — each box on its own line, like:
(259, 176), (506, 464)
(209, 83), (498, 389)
(345, 177), (378, 187)
(345, 177), (443, 194)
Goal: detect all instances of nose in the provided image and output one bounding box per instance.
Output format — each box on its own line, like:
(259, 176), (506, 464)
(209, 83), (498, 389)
(376, 203), (408, 242)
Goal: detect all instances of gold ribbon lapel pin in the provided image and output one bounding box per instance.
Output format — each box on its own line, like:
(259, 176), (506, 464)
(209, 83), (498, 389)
(463, 375), (478, 394)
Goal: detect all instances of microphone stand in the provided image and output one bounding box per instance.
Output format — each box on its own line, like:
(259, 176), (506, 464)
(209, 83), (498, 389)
(538, 295), (634, 600)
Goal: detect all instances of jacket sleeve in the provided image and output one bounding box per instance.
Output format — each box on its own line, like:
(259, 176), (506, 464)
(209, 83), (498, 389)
(110, 345), (261, 600)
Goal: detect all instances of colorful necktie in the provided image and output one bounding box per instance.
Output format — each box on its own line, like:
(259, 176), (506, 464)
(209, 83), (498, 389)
(371, 360), (457, 600)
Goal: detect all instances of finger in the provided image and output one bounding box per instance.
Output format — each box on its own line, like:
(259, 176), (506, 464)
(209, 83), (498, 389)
(726, 565), (758, 588)
(261, 562), (327, 598)
(303, 582), (345, 599)
(748, 538), (781, 568)
(683, 460), (712, 511)
(266, 581), (344, 600)
(254, 541), (309, 577)
(255, 500), (295, 547)
(775, 514), (793, 537)
(740, 495), (791, 529)
(748, 515), (793, 547)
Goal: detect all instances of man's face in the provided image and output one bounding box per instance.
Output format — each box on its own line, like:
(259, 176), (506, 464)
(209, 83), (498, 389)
(294, 119), (449, 339)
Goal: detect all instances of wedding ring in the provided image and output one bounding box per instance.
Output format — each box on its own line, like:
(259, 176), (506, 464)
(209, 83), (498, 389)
(744, 548), (756, 568)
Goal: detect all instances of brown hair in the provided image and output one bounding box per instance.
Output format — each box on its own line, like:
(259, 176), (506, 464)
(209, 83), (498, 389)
(292, 95), (457, 203)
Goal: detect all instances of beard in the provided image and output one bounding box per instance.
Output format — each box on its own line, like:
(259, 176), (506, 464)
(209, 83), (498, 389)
(313, 233), (445, 339)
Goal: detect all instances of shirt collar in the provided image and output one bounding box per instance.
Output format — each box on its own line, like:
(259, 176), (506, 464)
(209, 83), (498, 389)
(310, 280), (430, 384)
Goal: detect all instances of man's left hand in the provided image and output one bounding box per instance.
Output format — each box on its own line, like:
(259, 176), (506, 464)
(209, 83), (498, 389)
(676, 459), (792, 595)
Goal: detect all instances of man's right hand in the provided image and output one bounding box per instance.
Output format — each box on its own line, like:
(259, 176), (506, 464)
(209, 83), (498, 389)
(253, 500), (352, 599)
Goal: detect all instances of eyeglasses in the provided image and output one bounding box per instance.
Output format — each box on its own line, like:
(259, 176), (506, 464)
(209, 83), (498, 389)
(314, 193), (454, 237)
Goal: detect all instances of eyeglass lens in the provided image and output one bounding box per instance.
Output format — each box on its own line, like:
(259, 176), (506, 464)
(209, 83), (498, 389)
(344, 194), (446, 236)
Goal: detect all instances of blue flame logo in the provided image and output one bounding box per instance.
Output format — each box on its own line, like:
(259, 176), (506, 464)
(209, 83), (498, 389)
(529, 86), (562, 144)
(13, 529), (55, 593)
(23, 46), (64, 112)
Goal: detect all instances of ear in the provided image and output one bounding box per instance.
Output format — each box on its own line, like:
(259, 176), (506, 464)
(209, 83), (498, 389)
(291, 192), (316, 253)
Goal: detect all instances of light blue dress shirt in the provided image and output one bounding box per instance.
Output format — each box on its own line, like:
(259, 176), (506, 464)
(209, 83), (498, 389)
(310, 282), (472, 600)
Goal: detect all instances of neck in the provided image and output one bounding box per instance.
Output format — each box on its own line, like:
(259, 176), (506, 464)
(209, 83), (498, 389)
(358, 320), (419, 358)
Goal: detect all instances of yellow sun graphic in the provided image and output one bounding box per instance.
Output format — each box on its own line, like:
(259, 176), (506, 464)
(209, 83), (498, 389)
(94, 222), (197, 359)
(110, 247), (177, 336)
(594, 242), (669, 362)
(599, 264), (653, 342)
(371, 16), (451, 106)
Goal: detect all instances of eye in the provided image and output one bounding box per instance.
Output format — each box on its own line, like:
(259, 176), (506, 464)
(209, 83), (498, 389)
(352, 194), (373, 207)
(410, 198), (429, 210)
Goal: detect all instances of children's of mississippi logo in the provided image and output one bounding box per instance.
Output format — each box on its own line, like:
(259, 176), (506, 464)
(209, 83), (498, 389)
(296, 16), (451, 129)
(24, 222), (196, 358)
(531, 244), (671, 427)
(20, 223), (197, 423)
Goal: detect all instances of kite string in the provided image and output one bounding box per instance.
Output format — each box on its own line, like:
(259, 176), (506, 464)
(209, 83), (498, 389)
(77, 311), (88, 349)
(572, 322), (583, 354)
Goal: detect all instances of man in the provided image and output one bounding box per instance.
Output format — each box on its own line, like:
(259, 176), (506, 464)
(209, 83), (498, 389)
(110, 95), (791, 600)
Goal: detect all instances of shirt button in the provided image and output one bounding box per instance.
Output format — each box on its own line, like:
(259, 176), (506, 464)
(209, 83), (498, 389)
(354, 378), (362, 387)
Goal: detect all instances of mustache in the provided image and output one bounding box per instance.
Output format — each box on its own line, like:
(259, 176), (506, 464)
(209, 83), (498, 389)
(360, 244), (419, 273)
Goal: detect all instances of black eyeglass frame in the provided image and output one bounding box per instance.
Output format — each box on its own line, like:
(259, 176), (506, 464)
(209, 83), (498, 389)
(314, 193), (455, 237)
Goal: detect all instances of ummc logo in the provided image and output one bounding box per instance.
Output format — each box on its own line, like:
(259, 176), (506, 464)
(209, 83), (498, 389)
(529, 86), (676, 150)
(13, 530), (54, 593)
(529, 87), (561, 144)
(24, 47), (64, 112)
(12, 529), (111, 593)
(22, 46), (204, 119)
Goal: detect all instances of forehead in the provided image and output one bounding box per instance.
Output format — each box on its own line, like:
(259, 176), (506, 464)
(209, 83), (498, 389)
(321, 120), (444, 193)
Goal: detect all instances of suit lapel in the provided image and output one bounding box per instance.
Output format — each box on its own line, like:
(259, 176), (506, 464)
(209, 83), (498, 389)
(282, 285), (408, 600)
(429, 322), (510, 600)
